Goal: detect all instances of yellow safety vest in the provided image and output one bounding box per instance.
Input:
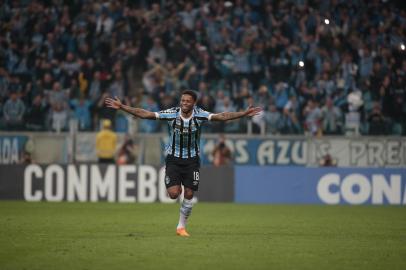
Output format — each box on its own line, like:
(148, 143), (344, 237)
(96, 130), (117, 158)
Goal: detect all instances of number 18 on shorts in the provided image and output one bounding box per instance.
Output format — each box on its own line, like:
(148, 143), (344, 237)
(165, 156), (201, 191)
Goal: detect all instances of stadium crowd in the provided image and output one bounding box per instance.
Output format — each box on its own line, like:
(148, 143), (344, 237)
(0, 0), (405, 135)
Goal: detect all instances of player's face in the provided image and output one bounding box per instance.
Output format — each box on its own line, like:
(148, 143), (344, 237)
(180, 94), (196, 114)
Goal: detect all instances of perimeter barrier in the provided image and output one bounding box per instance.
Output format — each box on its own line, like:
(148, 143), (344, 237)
(1, 164), (404, 205)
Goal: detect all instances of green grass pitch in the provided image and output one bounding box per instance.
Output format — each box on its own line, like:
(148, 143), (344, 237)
(0, 201), (405, 270)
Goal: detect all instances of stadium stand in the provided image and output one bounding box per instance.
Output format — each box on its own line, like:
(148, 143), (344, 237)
(0, 0), (405, 135)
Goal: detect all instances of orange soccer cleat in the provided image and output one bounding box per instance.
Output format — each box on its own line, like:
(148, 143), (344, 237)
(176, 228), (190, 237)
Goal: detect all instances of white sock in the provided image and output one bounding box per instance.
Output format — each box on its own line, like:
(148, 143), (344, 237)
(177, 198), (194, 229)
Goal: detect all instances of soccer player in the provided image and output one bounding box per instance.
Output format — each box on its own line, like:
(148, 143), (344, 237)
(105, 90), (261, 237)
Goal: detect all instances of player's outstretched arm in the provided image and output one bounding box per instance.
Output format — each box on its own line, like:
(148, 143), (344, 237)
(211, 106), (262, 122)
(105, 96), (156, 119)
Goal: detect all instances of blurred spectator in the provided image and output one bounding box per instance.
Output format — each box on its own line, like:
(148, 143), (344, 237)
(359, 46), (373, 80)
(368, 103), (387, 135)
(88, 71), (102, 129)
(139, 95), (159, 133)
(62, 53), (81, 79)
(96, 93), (115, 126)
(232, 47), (251, 90)
(89, 71), (102, 104)
(148, 37), (167, 66)
(321, 98), (343, 135)
(233, 86), (251, 110)
(2, 92), (25, 130)
(108, 71), (127, 100)
(251, 110), (265, 134)
(142, 62), (165, 95)
(273, 82), (290, 111)
(0, 68), (9, 100)
(250, 41), (268, 90)
(96, 9), (114, 36)
(117, 136), (138, 165)
(96, 119), (117, 164)
(70, 97), (92, 131)
(319, 154), (337, 167)
(49, 101), (69, 132)
(7, 76), (22, 95)
(283, 95), (301, 134)
(178, 2), (199, 30)
(214, 91), (229, 112)
(255, 85), (270, 109)
(45, 81), (69, 108)
(25, 95), (48, 131)
(212, 135), (232, 167)
(264, 102), (283, 134)
(219, 96), (240, 133)
(168, 34), (188, 64)
(21, 138), (34, 164)
(68, 78), (81, 100)
(303, 99), (322, 136)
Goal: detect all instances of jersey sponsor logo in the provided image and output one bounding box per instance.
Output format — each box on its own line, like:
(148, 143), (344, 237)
(174, 125), (191, 132)
(177, 128), (193, 134)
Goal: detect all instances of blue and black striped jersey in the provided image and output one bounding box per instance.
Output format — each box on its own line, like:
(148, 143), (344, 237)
(155, 106), (212, 158)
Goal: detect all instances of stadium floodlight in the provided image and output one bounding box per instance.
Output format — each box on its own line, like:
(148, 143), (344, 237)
(299, 61), (305, 67)
(324, 19), (330, 25)
(401, 43), (405, 51)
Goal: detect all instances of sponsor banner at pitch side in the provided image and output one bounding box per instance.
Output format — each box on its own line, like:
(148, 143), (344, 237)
(235, 166), (406, 205)
(162, 137), (308, 166)
(0, 164), (233, 202)
(0, 135), (29, 164)
(163, 137), (406, 167)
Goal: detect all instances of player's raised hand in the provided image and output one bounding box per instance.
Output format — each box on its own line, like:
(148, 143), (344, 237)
(245, 106), (262, 117)
(105, 96), (122, 110)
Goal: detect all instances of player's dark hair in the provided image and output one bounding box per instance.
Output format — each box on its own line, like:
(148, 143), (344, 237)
(181, 90), (198, 101)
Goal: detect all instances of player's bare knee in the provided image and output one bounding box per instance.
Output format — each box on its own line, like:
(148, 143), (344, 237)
(168, 192), (179, 199)
(167, 186), (181, 199)
(167, 189), (180, 199)
(184, 189), (194, 200)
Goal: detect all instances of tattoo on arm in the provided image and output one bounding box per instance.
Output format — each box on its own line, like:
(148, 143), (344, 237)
(212, 111), (246, 121)
(120, 104), (156, 119)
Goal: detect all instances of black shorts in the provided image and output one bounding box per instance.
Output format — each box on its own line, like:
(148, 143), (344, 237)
(165, 155), (200, 191)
